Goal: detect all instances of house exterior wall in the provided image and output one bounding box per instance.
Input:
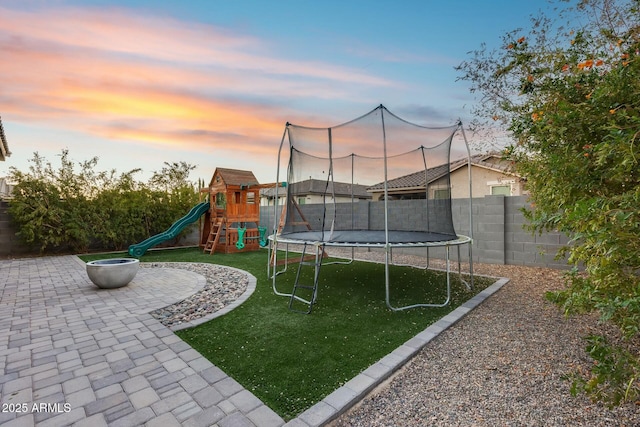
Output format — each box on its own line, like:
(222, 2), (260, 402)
(261, 195), (285, 206)
(260, 194), (364, 206)
(449, 165), (526, 198)
(0, 177), (13, 199)
(296, 194), (363, 205)
(368, 163), (527, 201)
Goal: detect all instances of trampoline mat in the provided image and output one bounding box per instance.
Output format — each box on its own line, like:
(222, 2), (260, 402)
(279, 230), (458, 245)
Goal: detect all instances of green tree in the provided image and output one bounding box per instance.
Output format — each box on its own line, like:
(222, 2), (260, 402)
(9, 150), (96, 252)
(9, 151), (200, 253)
(90, 170), (151, 250)
(146, 161), (200, 244)
(148, 161), (196, 192)
(456, 0), (639, 406)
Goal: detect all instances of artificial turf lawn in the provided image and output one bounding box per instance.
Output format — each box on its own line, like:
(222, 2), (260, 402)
(80, 247), (493, 420)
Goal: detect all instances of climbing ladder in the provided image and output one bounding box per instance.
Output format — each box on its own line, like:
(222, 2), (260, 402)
(269, 195), (330, 313)
(288, 242), (324, 314)
(204, 218), (224, 254)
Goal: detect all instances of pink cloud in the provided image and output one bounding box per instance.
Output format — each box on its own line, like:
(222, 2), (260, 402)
(0, 6), (257, 64)
(0, 4), (397, 160)
(0, 6), (392, 86)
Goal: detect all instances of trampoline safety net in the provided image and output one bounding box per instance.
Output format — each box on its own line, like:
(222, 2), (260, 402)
(275, 105), (465, 245)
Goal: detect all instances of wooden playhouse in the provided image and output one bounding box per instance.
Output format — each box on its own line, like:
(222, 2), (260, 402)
(200, 168), (268, 254)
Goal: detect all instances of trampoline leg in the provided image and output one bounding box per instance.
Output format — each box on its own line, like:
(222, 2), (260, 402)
(270, 242), (291, 280)
(458, 245), (472, 291)
(385, 245), (452, 311)
(288, 243), (324, 314)
(267, 238), (273, 278)
(426, 247), (430, 269)
(271, 242), (294, 297)
(468, 239), (475, 289)
(323, 246), (354, 266)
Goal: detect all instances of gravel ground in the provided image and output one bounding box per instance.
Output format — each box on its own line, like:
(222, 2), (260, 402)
(141, 262), (248, 329)
(324, 251), (639, 427)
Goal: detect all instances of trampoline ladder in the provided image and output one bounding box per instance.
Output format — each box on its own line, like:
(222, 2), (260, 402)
(289, 243), (323, 314)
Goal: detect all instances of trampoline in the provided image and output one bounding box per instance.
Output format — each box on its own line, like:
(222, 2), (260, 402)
(277, 230), (456, 245)
(267, 105), (474, 313)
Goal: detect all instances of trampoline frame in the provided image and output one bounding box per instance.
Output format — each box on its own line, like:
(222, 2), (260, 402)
(267, 105), (475, 312)
(268, 234), (473, 311)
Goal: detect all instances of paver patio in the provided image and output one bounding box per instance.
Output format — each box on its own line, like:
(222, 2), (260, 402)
(0, 255), (283, 427)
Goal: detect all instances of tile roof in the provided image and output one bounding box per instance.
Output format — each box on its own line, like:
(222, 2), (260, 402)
(0, 116), (9, 162)
(367, 158), (467, 191)
(367, 154), (516, 192)
(261, 179), (371, 199)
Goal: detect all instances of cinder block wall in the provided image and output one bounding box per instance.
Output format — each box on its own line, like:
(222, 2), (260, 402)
(470, 196), (506, 264)
(504, 196), (572, 268)
(2, 196), (571, 267)
(259, 195), (573, 269)
(0, 200), (38, 256)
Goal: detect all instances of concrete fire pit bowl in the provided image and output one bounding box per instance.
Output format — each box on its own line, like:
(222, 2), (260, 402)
(86, 258), (140, 289)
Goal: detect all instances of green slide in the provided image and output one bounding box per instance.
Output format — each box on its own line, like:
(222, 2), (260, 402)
(128, 201), (210, 258)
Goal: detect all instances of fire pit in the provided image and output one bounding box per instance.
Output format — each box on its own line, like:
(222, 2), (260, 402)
(86, 258), (140, 289)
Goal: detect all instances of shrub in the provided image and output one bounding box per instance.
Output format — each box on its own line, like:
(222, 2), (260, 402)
(8, 150), (200, 253)
(456, 0), (639, 405)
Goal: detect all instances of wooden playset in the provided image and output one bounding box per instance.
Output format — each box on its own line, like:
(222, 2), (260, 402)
(200, 168), (270, 254)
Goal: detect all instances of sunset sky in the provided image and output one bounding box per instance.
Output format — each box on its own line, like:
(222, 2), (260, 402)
(0, 0), (550, 184)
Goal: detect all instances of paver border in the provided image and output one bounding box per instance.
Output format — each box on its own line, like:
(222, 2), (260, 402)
(288, 276), (510, 427)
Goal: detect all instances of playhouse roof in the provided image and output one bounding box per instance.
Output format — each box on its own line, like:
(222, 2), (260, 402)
(210, 168), (260, 188)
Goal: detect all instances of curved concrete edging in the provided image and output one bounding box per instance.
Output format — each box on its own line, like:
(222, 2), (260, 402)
(73, 256), (256, 332)
(168, 266), (257, 332)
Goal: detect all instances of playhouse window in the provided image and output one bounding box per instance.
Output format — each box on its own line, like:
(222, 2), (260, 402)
(215, 192), (226, 208)
(247, 192), (256, 204)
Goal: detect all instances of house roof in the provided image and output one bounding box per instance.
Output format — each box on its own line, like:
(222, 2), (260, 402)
(261, 179), (371, 199)
(367, 153), (517, 192)
(210, 168), (259, 187)
(367, 163), (452, 192)
(0, 116), (9, 162)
